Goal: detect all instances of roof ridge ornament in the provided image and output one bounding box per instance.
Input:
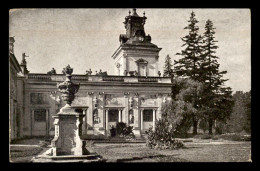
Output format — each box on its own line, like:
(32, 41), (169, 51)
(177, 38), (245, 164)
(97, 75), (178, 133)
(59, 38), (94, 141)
(132, 8), (139, 16)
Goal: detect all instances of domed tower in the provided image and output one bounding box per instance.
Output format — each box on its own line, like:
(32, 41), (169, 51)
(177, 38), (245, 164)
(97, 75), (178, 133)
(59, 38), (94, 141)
(112, 8), (161, 77)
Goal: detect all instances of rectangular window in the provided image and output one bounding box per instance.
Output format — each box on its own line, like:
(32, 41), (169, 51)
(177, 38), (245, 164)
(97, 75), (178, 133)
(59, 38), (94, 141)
(30, 93), (48, 104)
(143, 109), (153, 122)
(34, 109), (46, 122)
(108, 110), (118, 122)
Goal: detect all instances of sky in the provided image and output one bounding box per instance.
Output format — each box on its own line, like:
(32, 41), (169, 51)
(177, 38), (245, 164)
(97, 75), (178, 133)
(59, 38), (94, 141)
(9, 8), (251, 92)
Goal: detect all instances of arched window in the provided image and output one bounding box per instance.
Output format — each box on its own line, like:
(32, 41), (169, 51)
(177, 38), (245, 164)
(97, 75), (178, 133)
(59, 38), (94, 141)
(93, 109), (99, 124)
(129, 109), (134, 124)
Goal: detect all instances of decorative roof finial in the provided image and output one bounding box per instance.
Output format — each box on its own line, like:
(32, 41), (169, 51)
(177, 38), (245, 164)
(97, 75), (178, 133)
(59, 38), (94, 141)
(143, 11), (145, 16)
(132, 8), (139, 16)
(62, 64), (73, 76)
(129, 10), (131, 15)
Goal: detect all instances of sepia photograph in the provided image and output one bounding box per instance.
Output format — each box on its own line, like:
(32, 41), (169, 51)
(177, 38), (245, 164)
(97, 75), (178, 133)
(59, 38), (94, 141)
(9, 8), (251, 163)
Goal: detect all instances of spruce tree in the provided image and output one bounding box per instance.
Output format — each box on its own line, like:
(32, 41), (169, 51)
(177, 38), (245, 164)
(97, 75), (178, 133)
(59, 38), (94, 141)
(174, 11), (204, 135)
(200, 20), (233, 134)
(174, 11), (204, 81)
(163, 54), (173, 77)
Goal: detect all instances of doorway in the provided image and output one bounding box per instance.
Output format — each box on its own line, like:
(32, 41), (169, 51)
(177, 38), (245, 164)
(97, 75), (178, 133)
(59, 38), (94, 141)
(32, 109), (48, 136)
(108, 109), (119, 123)
(143, 109), (153, 130)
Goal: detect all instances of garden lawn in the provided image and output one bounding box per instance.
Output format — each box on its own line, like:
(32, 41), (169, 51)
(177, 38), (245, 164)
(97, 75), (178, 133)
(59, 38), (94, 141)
(93, 141), (251, 162)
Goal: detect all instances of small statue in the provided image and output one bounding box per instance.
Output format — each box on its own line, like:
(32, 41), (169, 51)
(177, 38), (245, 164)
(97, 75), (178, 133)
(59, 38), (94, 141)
(134, 70), (138, 76)
(158, 71), (161, 77)
(51, 68), (56, 74)
(21, 53), (29, 64)
(86, 68), (92, 75)
(47, 68), (56, 75)
(124, 70), (128, 76)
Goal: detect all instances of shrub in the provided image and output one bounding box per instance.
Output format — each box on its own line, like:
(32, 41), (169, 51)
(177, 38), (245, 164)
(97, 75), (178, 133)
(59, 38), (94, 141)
(216, 133), (251, 141)
(201, 134), (212, 139)
(110, 125), (116, 137)
(109, 122), (135, 139)
(199, 119), (208, 134)
(243, 135), (251, 141)
(145, 119), (184, 150)
(39, 140), (49, 147)
(212, 136), (219, 140)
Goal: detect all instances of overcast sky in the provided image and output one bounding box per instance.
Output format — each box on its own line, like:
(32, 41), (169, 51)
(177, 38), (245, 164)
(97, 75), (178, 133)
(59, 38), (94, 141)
(9, 8), (251, 92)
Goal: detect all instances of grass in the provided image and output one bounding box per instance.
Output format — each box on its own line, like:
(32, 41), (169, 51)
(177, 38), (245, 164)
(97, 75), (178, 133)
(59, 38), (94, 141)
(93, 141), (251, 162)
(9, 134), (251, 162)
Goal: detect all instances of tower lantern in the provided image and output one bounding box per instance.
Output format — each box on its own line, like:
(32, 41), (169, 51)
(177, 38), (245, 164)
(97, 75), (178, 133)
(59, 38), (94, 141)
(112, 9), (162, 77)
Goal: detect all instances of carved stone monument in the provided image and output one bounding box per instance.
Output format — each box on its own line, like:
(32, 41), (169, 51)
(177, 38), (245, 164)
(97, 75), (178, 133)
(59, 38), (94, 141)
(32, 65), (103, 162)
(51, 65), (85, 156)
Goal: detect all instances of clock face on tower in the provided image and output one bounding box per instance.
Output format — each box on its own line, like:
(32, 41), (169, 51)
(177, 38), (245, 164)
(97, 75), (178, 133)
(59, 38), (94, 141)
(134, 30), (145, 41)
(138, 36), (144, 41)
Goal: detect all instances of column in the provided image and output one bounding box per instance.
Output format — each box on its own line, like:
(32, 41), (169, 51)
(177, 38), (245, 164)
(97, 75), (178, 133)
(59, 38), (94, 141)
(87, 95), (93, 129)
(118, 109), (122, 122)
(31, 109), (34, 136)
(46, 109), (49, 137)
(105, 109), (109, 131)
(125, 96), (129, 125)
(140, 109), (143, 131)
(83, 109), (87, 136)
(153, 109), (156, 131)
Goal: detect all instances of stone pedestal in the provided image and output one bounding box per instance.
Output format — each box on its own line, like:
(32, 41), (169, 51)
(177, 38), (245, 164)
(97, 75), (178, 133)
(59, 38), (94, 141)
(51, 106), (86, 156)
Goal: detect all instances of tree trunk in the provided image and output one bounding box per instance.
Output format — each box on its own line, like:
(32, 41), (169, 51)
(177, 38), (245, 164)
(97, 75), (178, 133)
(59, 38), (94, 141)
(192, 116), (198, 135)
(208, 118), (213, 135)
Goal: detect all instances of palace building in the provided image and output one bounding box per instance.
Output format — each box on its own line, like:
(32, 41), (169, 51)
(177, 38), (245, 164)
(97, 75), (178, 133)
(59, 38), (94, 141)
(9, 9), (172, 140)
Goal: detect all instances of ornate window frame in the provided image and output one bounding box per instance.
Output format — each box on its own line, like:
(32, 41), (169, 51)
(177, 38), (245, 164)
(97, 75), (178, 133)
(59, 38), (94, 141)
(135, 58), (148, 76)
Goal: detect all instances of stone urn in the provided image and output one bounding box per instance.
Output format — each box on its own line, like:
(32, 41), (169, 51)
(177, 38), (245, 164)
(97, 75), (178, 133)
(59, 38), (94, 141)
(58, 65), (80, 109)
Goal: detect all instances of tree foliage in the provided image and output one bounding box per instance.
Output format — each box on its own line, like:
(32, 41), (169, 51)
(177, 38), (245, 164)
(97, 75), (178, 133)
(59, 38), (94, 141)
(162, 78), (204, 136)
(199, 20), (234, 134)
(173, 14), (234, 135)
(226, 91), (251, 133)
(163, 54), (174, 77)
(174, 11), (204, 81)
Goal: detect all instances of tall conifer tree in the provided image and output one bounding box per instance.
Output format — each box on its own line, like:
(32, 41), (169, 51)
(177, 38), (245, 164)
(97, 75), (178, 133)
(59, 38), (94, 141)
(163, 54), (173, 77)
(200, 20), (233, 134)
(174, 11), (204, 135)
(174, 11), (204, 81)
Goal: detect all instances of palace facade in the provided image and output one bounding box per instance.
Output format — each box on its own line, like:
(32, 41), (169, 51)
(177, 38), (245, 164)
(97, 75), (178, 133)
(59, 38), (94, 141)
(9, 9), (172, 140)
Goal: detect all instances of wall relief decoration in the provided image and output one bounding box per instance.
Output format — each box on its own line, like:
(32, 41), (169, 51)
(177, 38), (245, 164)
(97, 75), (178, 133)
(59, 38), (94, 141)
(105, 95), (123, 106)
